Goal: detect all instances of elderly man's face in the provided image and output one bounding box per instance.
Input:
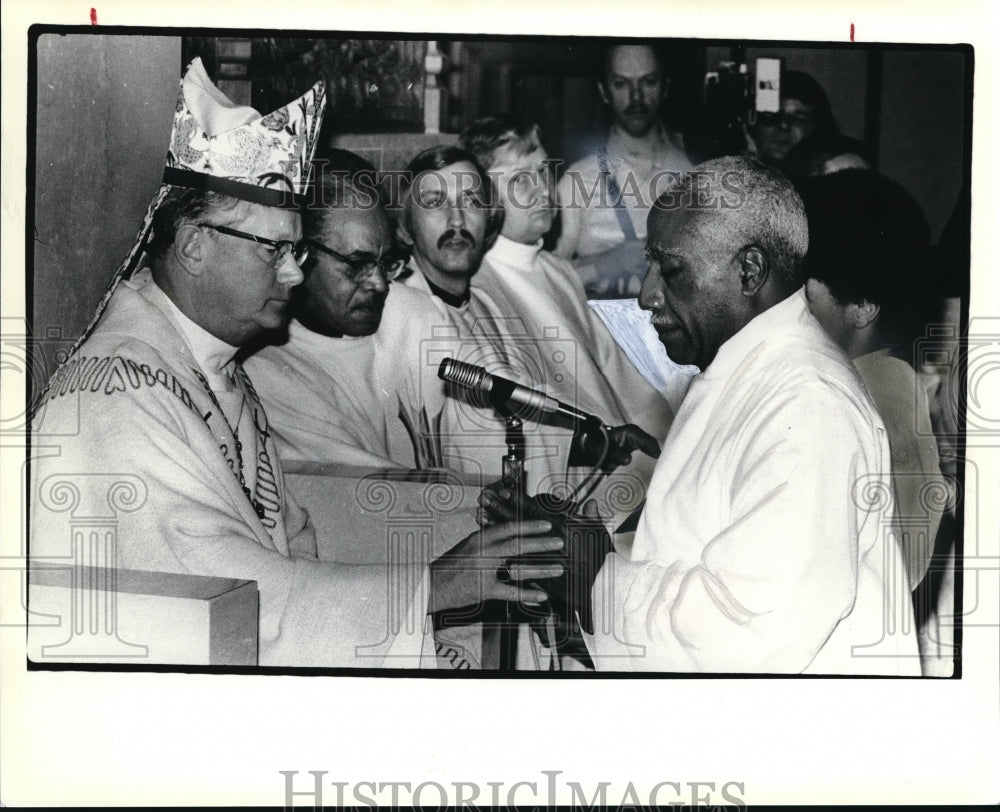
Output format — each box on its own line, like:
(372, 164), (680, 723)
(197, 203), (305, 345)
(638, 206), (746, 370)
(490, 140), (554, 245)
(602, 45), (664, 138)
(298, 205), (394, 336)
(402, 160), (490, 284)
(752, 98), (817, 166)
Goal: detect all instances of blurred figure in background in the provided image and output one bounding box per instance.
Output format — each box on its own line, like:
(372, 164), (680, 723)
(555, 43), (691, 298)
(749, 70), (837, 173)
(799, 169), (955, 675)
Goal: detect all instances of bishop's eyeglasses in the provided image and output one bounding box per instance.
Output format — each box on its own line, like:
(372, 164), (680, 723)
(199, 223), (311, 269)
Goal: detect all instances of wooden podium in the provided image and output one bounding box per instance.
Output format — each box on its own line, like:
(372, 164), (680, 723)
(28, 566), (258, 666)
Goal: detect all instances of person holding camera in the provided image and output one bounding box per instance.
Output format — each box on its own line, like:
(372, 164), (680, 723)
(748, 70), (838, 173)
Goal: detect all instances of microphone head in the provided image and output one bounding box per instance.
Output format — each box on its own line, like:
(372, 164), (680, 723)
(438, 357), (490, 394)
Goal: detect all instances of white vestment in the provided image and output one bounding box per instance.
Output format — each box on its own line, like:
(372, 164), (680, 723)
(30, 269), (432, 668)
(398, 263), (586, 496)
(245, 282), (452, 471)
(588, 290), (921, 674)
(399, 256), (658, 521)
(476, 236), (674, 438)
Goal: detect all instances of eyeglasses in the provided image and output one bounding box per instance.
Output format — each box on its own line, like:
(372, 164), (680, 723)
(199, 223), (310, 268)
(305, 239), (407, 283)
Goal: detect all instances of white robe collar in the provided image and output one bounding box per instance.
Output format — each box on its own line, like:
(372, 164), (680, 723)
(701, 288), (813, 383)
(485, 235), (543, 270)
(138, 269), (240, 390)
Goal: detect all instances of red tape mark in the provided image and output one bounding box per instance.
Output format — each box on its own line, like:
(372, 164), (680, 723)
(90, 8), (98, 25)
(850, 22), (855, 42)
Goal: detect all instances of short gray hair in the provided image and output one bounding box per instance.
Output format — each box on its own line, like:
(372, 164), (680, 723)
(653, 156), (809, 287)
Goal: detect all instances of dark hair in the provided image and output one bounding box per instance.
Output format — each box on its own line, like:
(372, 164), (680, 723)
(395, 145), (503, 238)
(146, 187), (245, 263)
(316, 147), (379, 176)
(798, 169), (931, 336)
(458, 115), (542, 171)
(303, 149), (384, 238)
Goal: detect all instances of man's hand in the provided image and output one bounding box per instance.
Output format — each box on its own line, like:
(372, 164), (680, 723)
(548, 499), (613, 635)
(429, 520), (564, 613)
(571, 423), (661, 470)
(476, 485), (613, 635)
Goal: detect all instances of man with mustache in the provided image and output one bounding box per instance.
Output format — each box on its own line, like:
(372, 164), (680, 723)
(394, 145), (503, 315)
(393, 145), (657, 502)
(555, 43), (691, 297)
(390, 146), (535, 482)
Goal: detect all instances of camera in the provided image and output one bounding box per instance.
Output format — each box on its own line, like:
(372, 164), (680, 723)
(690, 57), (782, 162)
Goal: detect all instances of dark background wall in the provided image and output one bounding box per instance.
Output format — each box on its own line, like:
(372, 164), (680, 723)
(32, 34), (968, 344)
(33, 34), (180, 342)
(879, 48), (967, 239)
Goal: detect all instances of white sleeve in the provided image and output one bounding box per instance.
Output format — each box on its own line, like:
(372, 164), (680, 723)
(31, 380), (430, 668)
(246, 351), (405, 471)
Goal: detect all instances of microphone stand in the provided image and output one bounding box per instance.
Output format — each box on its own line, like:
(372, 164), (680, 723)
(486, 401), (573, 671)
(494, 409), (525, 672)
(478, 403), (525, 671)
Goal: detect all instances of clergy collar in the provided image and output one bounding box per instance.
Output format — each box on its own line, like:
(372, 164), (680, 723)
(425, 275), (471, 308)
(406, 258), (471, 308)
(486, 234), (543, 267)
(141, 271), (240, 383)
(699, 288), (811, 383)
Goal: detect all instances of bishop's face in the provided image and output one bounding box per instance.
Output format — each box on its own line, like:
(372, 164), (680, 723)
(196, 203), (305, 346)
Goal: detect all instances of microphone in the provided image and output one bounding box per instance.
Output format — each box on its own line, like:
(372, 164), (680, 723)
(438, 357), (606, 428)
